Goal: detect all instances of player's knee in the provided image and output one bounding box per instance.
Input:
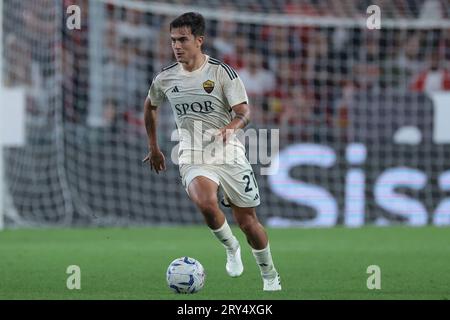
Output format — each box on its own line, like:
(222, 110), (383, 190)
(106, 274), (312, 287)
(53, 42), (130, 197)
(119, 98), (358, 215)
(237, 216), (257, 234)
(195, 197), (219, 216)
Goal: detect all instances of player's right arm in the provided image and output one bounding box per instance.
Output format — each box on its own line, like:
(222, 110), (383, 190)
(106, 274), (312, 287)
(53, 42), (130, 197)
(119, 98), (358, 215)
(143, 77), (166, 174)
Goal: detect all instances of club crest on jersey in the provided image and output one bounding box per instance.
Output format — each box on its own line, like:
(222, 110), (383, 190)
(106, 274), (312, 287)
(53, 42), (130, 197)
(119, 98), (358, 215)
(203, 80), (215, 94)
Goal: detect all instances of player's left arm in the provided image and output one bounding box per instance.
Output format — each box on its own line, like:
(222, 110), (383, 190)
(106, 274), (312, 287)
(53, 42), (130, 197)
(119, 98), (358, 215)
(217, 64), (252, 142)
(217, 103), (250, 142)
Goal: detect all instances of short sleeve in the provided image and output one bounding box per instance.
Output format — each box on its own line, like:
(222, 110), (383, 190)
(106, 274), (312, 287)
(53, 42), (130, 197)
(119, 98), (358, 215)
(221, 65), (249, 108)
(147, 76), (165, 107)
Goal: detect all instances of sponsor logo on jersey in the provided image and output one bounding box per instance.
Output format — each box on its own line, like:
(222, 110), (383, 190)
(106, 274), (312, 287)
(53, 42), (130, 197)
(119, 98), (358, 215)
(203, 80), (215, 94)
(175, 101), (215, 116)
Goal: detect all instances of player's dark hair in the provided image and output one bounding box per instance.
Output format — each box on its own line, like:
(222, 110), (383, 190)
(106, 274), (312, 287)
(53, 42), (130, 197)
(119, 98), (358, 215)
(170, 12), (205, 37)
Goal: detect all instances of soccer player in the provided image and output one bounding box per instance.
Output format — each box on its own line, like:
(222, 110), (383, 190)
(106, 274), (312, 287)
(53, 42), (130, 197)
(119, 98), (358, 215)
(143, 12), (281, 291)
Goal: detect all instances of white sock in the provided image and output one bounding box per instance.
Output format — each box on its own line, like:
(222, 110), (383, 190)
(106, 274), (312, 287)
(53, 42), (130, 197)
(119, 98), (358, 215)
(210, 220), (239, 251)
(252, 243), (277, 278)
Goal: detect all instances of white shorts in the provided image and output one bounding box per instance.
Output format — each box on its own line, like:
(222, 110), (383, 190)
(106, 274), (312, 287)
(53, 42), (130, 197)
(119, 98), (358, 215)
(179, 156), (261, 208)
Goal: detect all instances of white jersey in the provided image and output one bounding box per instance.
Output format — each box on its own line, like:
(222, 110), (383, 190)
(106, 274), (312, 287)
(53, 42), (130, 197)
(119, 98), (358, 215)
(148, 55), (249, 164)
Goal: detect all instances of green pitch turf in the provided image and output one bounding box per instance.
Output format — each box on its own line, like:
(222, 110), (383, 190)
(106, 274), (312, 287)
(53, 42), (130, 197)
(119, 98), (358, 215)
(0, 226), (449, 300)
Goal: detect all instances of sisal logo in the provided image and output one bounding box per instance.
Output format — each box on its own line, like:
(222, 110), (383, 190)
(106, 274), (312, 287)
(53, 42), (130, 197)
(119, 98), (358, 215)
(266, 92), (450, 227)
(175, 101), (215, 116)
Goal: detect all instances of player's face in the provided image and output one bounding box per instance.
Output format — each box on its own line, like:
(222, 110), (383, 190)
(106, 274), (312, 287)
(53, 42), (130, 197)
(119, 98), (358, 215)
(170, 27), (203, 63)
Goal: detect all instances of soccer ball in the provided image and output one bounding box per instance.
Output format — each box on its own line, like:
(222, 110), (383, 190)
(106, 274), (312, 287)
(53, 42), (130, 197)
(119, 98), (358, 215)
(166, 256), (206, 294)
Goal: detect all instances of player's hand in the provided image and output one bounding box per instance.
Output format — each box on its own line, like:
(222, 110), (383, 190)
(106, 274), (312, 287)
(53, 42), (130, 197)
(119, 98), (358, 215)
(142, 149), (166, 174)
(215, 127), (235, 144)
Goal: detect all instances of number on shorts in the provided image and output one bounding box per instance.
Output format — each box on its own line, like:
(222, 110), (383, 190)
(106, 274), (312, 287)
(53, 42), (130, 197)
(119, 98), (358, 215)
(243, 175), (253, 193)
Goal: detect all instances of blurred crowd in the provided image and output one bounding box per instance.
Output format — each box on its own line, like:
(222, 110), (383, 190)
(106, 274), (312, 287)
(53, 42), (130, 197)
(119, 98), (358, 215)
(3, 0), (450, 144)
(143, 0), (450, 18)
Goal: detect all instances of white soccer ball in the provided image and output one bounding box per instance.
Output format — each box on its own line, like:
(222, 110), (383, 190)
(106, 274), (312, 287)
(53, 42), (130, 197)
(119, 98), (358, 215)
(166, 256), (206, 294)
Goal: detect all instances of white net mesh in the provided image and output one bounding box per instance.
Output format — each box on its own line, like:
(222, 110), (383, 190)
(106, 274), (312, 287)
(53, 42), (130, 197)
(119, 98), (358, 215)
(2, 0), (450, 227)
(2, 0), (73, 226)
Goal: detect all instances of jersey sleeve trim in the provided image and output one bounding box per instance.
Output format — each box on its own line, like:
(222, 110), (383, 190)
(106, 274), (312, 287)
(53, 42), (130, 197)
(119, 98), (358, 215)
(162, 62), (178, 71)
(208, 58), (238, 80)
(152, 62), (178, 81)
(220, 63), (238, 80)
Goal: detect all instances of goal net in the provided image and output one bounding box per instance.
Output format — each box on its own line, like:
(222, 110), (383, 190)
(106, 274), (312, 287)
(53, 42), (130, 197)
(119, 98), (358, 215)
(1, 0), (450, 228)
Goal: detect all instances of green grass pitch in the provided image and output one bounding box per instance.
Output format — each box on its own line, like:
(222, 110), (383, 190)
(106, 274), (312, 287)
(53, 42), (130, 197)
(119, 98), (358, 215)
(0, 226), (449, 300)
